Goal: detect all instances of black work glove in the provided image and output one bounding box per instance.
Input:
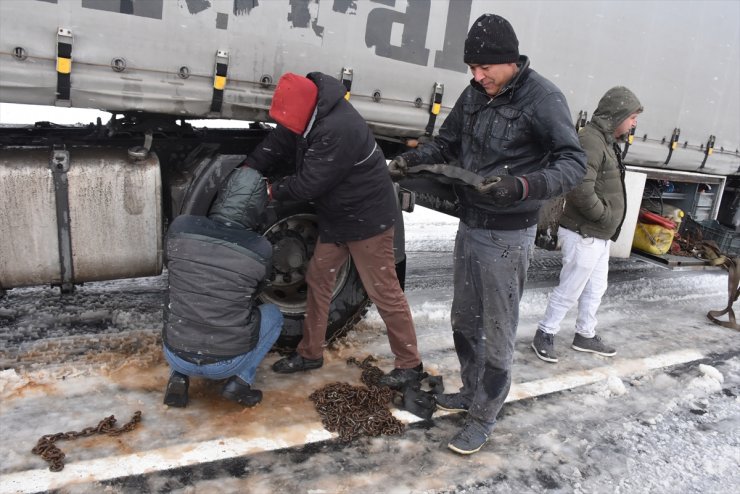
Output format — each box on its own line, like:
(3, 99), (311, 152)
(387, 156), (409, 180)
(476, 175), (529, 207)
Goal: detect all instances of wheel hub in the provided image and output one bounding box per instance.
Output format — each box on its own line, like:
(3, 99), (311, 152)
(260, 213), (350, 315)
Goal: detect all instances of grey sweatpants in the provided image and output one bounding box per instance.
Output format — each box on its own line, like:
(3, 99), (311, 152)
(450, 222), (536, 431)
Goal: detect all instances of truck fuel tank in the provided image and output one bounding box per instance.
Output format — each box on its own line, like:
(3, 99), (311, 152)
(0, 147), (162, 290)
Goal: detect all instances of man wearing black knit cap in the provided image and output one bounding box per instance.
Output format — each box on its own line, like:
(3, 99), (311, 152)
(389, 14), (587, 454)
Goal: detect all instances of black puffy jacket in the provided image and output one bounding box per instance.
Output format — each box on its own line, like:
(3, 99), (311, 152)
(401, 57), (587, 230)
(163, 167), (271, 361)
(246, 72), (398, 243)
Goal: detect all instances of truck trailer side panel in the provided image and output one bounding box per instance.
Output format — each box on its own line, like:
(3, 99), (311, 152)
(1, 0), (738, 164)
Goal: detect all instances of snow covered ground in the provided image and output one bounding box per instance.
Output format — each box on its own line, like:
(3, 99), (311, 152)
(0, 207), (738, 493)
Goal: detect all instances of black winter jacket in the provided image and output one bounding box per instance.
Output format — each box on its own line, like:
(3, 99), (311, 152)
(246, 72), (398, 243)
(401, 57), (587, 230)
(163, 168), (271, 361)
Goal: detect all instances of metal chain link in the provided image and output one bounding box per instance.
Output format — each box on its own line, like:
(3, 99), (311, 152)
(309, 356), (404, 442)
(31, 411), (142, 471)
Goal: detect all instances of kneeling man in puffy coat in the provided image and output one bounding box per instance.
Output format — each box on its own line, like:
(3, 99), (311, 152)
(162, 167), (283, 408)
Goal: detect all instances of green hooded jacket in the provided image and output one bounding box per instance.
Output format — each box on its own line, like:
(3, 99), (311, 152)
(560, 86), (643, 240)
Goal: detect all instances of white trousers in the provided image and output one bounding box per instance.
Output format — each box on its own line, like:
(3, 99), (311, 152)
(538, 227), (611, 338)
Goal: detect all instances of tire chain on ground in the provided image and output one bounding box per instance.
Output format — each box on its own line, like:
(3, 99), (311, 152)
(31, 411), (142, 471)
(308, 356), (404, 442)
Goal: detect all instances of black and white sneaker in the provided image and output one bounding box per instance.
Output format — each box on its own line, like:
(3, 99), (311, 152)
(532, 329), (558, 363)
(572, 334), (616, 357)
(447, 418), (490, 455)
(435, 392), (470, 412)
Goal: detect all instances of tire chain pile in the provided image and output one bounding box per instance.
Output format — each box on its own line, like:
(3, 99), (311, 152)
(308, 356), (405, 442)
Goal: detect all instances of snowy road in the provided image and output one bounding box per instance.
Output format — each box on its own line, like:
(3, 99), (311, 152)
(1, 208), (738, 493)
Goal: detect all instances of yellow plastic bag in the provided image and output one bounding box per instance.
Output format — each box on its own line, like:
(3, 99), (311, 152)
(632, 222), (675, 255)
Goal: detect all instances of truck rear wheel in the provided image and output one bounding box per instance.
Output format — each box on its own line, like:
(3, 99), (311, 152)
(176, 155), (373, 350)
(260, 204), (371, 349)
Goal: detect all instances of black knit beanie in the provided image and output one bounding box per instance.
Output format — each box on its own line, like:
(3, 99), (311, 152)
(464, 14), (519, 65)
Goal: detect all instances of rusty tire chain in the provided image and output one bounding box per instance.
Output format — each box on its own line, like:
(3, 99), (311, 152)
(31, 411), (142, 472)
(308, 356), (404, 442)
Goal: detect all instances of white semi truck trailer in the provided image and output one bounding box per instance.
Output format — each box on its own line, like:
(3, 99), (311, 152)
(1, 0), (738, 345)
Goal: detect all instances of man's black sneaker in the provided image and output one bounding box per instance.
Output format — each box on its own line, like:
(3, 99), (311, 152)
(222, 376), (263, 407)
(272, 352), (324, 373)
(572, 334), (616, 357)
(377, 363), (424, 390)
(435, 392), (470, 412)
(163, 371), (189, 408)
(532, 329), (558, 363)
(448, 418), (490, 455)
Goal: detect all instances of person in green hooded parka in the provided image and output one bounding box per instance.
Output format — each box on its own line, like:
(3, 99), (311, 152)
(533, 86), (643, 363)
